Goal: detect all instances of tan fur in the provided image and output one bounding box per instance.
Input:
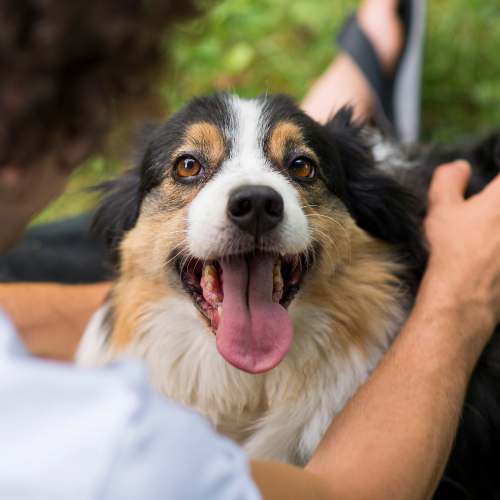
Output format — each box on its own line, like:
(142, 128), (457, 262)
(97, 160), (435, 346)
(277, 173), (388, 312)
(175, 122), (226, 169)
(267, 121), (319, 167)
(300, 199), (403, 357)
(110, 205), (191, 351)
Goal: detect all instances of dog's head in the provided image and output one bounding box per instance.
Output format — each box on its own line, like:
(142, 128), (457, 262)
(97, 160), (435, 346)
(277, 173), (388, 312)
(95, 93), (425, 374)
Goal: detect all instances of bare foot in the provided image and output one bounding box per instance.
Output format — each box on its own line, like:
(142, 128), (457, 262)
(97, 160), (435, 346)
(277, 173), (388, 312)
(358, 0), (404, 76)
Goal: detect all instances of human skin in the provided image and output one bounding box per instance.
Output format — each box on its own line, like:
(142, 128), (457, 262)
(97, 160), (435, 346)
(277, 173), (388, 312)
(0, 283), (111, 361)
(0, 158), (71, 253)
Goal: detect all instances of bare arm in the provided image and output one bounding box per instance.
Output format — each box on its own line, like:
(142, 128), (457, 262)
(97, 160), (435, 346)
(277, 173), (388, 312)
(0, 282), (112, 360)
(252, 160), (500, 499)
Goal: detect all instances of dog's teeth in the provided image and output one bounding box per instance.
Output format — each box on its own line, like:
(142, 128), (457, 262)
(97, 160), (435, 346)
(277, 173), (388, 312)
(206, 282), (214, 291)
(211, 294), (220, 303)
(273, 284), (282, 292)
(273, 275), (281, 284)
(218, 306), (223, 319)
(273, 266), (280, 277)
(272, 296), (278, 303)
(204, 265), (216, 282)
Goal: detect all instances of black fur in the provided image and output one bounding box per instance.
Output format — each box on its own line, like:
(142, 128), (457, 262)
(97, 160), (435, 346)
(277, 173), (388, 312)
(325, 108), (427, 286)
(92, 168), (142, 267)
(93, 94), (500, 497)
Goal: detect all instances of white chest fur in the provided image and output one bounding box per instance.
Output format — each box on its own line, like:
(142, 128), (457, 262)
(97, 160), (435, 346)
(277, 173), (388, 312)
(78, 292), (407, 465)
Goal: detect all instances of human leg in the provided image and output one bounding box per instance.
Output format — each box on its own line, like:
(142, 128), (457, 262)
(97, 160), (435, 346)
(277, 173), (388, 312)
(301, 0), (404, 124)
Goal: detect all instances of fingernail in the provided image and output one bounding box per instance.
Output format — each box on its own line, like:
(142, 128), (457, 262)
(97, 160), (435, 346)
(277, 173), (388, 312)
(452, 159), (470, 170)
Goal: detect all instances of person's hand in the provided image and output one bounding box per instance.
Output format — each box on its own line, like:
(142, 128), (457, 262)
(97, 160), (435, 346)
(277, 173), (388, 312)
(422, 160), (500, 351)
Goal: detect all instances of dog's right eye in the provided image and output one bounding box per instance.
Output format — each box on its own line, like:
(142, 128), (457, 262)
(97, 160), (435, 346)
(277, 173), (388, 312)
(289, 158), (314, 179)
(176, 157), (202, 178)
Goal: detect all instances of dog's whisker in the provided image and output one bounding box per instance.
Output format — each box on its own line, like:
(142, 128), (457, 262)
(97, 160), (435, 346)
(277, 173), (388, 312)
(179, 247), (198, 270)
(132, 229), (188, 263)
(310, 228), (341, 269)
(148, 243), (187, 272)
(309, 235), (335, 273)
(305, 213), (352, 273)
(182, 255), (200, 272)
(179, 253), (192, 271)
(183, 255), (194, 269)
(158, 248), (189, 271)
(155, 242), (183, 269)
(152, 218), (180, 237)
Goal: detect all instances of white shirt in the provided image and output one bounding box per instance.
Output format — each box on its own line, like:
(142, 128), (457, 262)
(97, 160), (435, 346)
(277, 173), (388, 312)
(0, 310), (262, 500)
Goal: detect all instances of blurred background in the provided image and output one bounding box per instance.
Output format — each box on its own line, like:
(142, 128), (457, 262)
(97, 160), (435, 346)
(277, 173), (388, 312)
(34, 0), (500, 226)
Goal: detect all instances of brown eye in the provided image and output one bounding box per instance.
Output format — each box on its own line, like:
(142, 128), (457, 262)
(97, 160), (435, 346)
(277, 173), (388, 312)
(289, 158), (314, 179)
(176, 157), (201, 178)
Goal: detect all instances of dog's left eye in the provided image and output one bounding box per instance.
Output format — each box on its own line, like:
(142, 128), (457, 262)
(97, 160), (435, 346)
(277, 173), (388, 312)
(176, 157), (202, 178)
(289, 158), (314, 179)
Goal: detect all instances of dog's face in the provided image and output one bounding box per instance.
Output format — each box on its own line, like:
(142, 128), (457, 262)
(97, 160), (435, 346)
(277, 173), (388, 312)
(97, 94), (424, 374)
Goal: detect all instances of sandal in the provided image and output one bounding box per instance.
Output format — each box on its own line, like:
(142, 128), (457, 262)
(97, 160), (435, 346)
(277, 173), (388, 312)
(337, 0), (426, 144)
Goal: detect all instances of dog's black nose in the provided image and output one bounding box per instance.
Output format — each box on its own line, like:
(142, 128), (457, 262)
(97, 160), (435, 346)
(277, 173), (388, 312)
(228, 185), (284, 238)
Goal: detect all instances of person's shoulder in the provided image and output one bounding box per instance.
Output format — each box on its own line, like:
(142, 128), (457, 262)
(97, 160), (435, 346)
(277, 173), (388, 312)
(102, 374), (262, 499)
(0, 310), (155, 498)
(0, 311), (261, 499)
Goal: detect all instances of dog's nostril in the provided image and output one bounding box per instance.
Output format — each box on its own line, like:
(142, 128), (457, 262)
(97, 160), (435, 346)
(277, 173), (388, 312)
(228, 185), (284, 238)
(230, 198), (252, 217)
(265, 197), (283, 218)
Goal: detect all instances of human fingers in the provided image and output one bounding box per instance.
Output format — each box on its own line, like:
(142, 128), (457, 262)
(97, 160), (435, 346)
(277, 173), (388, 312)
(479, 170), (500, 201)
(428, 160), (472, 207)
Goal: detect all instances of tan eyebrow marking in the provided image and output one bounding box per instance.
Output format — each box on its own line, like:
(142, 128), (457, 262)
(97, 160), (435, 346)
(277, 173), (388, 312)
(267, 121), (319, 167)
(175, 122), (226, 168)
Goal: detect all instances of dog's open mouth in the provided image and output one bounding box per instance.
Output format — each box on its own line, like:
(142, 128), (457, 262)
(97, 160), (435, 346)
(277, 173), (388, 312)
(178, 252), (308, 374)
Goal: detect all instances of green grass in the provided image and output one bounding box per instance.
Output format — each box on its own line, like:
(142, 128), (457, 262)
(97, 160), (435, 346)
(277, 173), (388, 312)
(33, 0), (500, 225)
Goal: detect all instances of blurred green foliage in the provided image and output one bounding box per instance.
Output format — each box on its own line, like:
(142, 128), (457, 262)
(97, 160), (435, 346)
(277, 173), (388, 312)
(34, 0), (500, 225)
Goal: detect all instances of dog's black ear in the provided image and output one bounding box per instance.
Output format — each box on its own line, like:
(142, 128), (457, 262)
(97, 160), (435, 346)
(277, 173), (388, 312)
(92, 166), (142, 268)
(92, 122), (162, 267)
(324, 107), (427, 279)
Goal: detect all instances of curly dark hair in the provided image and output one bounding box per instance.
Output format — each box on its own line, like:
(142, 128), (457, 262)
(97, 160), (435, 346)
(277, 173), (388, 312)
(0, 0), (201, 169)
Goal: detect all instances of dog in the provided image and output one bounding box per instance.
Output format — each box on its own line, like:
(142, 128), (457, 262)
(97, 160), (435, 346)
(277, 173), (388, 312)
(77, 93), (500, 499)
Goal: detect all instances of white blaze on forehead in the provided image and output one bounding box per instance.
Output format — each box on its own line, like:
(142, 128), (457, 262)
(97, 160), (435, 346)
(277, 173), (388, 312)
(187, 95), (310, 259)
(223, 95), (266, 172)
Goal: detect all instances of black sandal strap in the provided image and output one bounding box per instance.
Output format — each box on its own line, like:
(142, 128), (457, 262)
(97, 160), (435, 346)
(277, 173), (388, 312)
(337, 14), (395, 135)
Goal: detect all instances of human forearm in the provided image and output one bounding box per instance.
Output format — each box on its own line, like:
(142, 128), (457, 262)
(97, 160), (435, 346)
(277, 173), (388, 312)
(253, 278), (488, 500)
(304, 270), (490, 500)
(0, 282), (112, 361)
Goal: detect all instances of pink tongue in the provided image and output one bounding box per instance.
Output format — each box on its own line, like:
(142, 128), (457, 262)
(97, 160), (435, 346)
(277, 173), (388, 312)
(216, 254), (293, 374)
